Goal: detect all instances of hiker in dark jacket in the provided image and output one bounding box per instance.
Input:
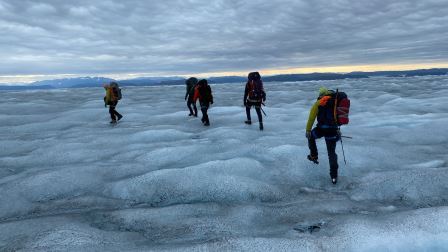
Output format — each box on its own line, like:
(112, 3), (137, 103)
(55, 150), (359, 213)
(244, 72), (266, 130)
(185, 77), (198, 117)
(193, 79), (213, 126)
(306, 87), (340, 184)
(103, 82), (123, 124)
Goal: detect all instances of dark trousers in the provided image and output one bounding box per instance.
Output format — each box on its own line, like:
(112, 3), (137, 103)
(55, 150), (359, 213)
(308, 127), (339, 179)
(200, 103), (210, 124)
(109, 101), (122, 121)
(246, 101), (263, 123)
(187, 99), (197, 116)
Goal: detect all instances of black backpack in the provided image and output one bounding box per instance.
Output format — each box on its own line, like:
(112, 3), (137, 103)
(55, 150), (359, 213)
(186, 77), (198, 96)
(197, 79), (212, 103)
(247, 72), (264, 101)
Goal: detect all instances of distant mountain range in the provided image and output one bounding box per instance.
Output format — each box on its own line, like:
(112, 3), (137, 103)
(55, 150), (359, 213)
(31, 77), (116, 88)
(1, 68), (447, 90)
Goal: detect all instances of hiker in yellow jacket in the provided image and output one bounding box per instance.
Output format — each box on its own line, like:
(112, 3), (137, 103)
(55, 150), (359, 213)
(306, 87), (340, 184)
(103, 82), (123, 124)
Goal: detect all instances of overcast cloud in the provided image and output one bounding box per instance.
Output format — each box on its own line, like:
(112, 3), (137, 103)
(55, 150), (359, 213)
(1, 0), (447, 80)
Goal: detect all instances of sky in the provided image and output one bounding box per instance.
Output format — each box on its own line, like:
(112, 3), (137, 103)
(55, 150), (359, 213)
(1, 0), (448, 83)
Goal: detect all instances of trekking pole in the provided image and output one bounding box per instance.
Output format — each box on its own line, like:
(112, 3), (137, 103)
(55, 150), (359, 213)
(261, 102), (267, 116)
(341, 135), (353, 139)
(334, 91), (348, 165)
(338, 128), (347, 165)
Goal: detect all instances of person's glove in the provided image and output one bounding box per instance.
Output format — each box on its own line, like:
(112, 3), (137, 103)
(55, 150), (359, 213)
(337, 129), (341, 139)
(306, 131), (312, 139)
(262, 96), (266, 102)
(104, 103), (107, 108)
(244, 100), (247, 106)
(210, 100), (213, 105)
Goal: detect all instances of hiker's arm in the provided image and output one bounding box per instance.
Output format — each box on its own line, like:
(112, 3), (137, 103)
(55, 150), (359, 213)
(261, 82), (266, 100)
(185, 85), (189, 100)
(208, 86), (213, 104)
(306, 101), (319, 132)
(243, 83), (249, 104)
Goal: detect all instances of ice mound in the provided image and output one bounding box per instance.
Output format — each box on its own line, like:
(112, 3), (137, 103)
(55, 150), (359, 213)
(0, 166), (101, 219)
(351, 168), (448, 205)
(105, 158), (283, 206)
(129, 129), (193, 142)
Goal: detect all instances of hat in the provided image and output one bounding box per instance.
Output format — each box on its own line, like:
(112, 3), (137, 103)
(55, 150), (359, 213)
(319, 87), (329, 96)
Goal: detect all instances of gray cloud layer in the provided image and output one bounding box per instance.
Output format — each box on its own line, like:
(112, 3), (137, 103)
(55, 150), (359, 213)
(1, 0), (447, 77)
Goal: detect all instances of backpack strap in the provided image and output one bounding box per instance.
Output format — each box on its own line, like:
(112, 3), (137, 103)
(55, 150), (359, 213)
(333, 89), (339, 124)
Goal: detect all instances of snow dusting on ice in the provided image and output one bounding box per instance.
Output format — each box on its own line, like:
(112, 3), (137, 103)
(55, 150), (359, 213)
(1, 76), (448, 251)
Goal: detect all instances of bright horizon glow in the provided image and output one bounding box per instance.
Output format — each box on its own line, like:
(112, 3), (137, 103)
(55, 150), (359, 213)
(1, 62), (448, 85)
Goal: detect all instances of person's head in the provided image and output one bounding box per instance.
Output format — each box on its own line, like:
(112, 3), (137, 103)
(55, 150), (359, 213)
(186, 77), (198, 86)
(318, 87), (332, 97)
(110, 82), (118, 88)
(248, 72), (261, 81)
(103, 83), (110, 88)
(198, 79), (208, 86)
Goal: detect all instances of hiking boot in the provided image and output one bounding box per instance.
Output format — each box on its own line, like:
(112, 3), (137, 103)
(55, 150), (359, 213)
(244, 120), (252, 125)
(204, 122), (210, 126)
(110, 120), (117, 124)
(194, 114), (198, 117)
(117, 115), (123, 121)
(201, 118), (205, 123)
(331, 178), (337, 184)
(259, 122), (264, 131)
(307, 155), (319, 164)
(188, 113), (193, 116)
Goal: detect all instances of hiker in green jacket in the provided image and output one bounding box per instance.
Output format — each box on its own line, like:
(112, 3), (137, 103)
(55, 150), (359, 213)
(103, 82), (123, 124)
(306, 87), (340, 184)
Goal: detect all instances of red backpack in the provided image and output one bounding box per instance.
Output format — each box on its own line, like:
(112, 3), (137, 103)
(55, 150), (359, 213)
(317, 90), (350, 127)
(247, 72), (264, 101)
(334, 90), (350, 125)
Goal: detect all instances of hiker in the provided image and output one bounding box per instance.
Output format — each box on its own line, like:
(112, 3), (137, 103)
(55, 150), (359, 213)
(103, 82), (123, 124)
(244, 72), (266, 130)
(306, 87), (341, 184)
(185, 77), (198, 117)
(193, 79), (213, 126)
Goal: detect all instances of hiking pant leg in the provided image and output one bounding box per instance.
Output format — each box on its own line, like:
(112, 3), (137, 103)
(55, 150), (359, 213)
(308, 127), (323, 157)
(193, 102), (198, 116)
(112, 101), (121, 118)
(201, 106), (209, 124)
(114, 109), (122, 118)
(245, 105), (251, 121)
(200, 102), (204, 122)
(255, 106), (263, 123)
(109, 105), (117, 121)
(187, 100), (194, 115)
(325, 139), (338, 179)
